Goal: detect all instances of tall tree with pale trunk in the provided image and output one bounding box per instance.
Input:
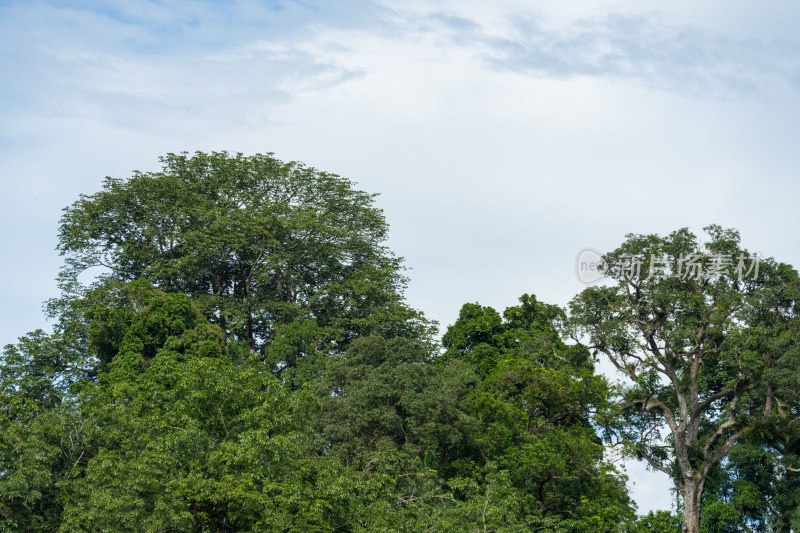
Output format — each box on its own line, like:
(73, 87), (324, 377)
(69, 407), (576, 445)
(569, 226), (800, 533)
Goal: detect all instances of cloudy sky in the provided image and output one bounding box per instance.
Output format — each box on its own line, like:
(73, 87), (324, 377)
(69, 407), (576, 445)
(3, 0), (800, 513)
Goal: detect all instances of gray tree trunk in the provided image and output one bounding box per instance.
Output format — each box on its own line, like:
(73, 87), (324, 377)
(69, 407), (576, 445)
(681, 476), (704, 533)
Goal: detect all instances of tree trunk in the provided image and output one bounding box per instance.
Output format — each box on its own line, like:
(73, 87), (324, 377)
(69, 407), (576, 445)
(213, 275), (228, 342)
(681, 476), (704, 533)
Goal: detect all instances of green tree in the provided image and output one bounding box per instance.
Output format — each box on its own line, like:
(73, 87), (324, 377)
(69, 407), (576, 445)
(697, 309), (800, 533)
(698, 419), (800, 532)
(313, 335), (479, 529)
(630, 510), (682, 532)
(55, 151), (431, 369)
(4, 283), (372, 532)
(569, 226), (800, 533)
(317, 335), (477, 472)
(443, 294), (636, 531)
(1, 151), (440, 531)
(0, 327), (102, 532)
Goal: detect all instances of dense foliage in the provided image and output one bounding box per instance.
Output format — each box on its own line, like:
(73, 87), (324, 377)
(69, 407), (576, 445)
(56, 151), (431, 364)
(2, 152), (798, 532)
(570, 226), (800, 533)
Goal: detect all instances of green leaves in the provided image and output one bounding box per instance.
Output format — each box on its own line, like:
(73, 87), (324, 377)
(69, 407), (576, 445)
(56, 151), (432, 358)
(569, 226), (800, 531)
(45, 288), (345, 532)
(439, 294), (635, 530)
(3, 151), (445, 532)
(61, 357), (327, 532)
(21, 150), (800, 531)
(317, 335), (477, 473)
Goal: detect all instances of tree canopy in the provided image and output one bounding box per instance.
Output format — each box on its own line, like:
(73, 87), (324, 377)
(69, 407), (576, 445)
(56, 151), (431, 360)
(4, 152), (800, 532)
(570, 225), (800, 533)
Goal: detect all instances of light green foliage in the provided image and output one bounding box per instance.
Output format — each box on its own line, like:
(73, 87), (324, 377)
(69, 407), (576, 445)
(630, 510), (682, 532)
(699, 441), (800, 532)
(49, 286), (350, 532)
(0, 399), (62, 532)
(0, 328), (102, 532)
(60, 358), (331, 532)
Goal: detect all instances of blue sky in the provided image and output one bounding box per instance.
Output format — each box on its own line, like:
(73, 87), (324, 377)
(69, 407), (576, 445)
(3, 0), (800, 513)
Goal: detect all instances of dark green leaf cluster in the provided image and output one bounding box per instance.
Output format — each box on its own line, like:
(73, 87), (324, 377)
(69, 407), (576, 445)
(439, 295), (635, 530)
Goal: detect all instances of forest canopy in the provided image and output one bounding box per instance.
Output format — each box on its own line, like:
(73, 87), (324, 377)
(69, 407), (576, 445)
(2, 152), (798, 532)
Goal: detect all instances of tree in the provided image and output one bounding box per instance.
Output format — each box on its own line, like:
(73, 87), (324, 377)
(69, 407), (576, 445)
(0, 328), (101, 532)
(630, 510), (682, 532)
(317, 335), (477, 474)
(569, 226), (800, 533)
(698, 387), (800, 532)
(313, 335), (480, 531)
(55, 151), (431, 368)
(4, 282), (380, 532)
(2, 149), (441, 530)
(442, 294), (636, 531)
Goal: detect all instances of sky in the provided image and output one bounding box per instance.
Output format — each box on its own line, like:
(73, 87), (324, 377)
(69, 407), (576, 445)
(3, 0), (800, 514)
